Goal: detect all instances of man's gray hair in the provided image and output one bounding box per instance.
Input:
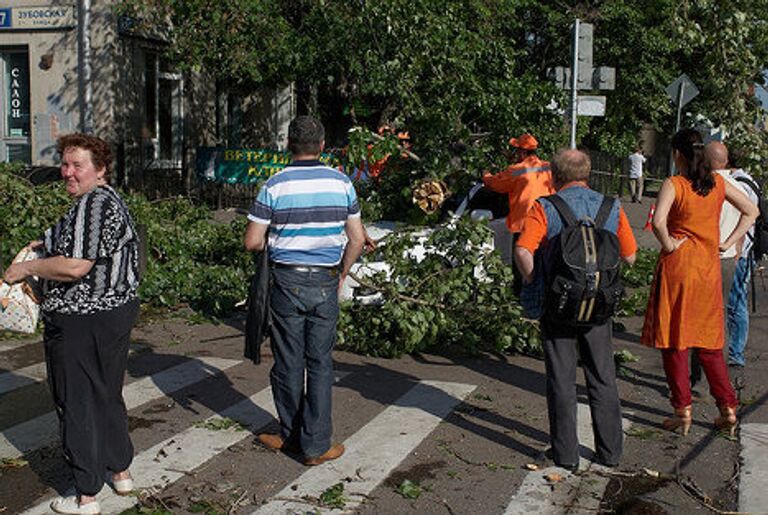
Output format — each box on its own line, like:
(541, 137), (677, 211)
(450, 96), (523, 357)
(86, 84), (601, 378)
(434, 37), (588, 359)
(551, 149), (591, 184)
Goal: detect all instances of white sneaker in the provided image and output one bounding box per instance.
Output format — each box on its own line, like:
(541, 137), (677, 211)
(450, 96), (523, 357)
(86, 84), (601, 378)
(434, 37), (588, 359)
(50, 495), (101, 515)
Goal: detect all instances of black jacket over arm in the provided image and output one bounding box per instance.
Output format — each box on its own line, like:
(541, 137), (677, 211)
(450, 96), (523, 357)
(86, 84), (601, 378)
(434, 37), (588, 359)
(244, 249), (270, 364)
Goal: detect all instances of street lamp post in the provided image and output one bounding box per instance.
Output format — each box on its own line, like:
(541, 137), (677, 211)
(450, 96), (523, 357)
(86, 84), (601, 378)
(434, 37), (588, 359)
(77, 0), (93, 133)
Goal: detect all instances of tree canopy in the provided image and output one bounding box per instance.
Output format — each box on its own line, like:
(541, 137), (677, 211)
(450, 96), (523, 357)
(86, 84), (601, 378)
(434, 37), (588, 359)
(120, 0), (768, 183)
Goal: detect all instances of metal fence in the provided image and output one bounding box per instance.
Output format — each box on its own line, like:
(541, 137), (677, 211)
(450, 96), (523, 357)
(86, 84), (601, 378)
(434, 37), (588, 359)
(587, 149), (665, 198)
(136, 166), (258, 209)
(134, 149), (668, 209)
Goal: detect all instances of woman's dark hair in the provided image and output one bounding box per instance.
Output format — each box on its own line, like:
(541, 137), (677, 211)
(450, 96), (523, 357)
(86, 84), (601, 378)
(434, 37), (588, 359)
(57, 133), (113, 180)
(670, 128), (713, 196)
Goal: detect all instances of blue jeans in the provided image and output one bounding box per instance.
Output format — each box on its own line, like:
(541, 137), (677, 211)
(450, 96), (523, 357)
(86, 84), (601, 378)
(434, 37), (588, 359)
(269, 267), (339, 457)
(727, 257), (752, 367)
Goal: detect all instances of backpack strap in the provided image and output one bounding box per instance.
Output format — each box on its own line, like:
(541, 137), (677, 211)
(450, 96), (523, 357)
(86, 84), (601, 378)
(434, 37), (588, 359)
(546, 194), (579, 227)
(735, 176), (762, 202)
(595, 197), (616, 229)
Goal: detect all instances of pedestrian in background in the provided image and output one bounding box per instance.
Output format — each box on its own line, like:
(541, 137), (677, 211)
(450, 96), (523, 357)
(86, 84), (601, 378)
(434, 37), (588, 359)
(3, 134), (140, 515)
(706, 142), (759, 371)
(244, 115), (365, 465)
(515, 149), (637, 471)
(628, 143), (646, 203)
(641, 129), (757, 437)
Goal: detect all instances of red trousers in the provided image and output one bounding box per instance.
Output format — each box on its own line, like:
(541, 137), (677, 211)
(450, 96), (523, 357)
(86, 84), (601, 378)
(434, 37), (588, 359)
(662, 348), (737, 409)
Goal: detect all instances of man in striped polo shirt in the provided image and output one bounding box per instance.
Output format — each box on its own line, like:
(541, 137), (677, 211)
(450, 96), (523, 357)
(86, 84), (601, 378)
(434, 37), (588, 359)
(244, 116), (365, 465)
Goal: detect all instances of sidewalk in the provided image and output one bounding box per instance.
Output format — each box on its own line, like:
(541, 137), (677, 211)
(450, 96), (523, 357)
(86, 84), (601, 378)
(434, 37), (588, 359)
(1, 192), (766, 514)
(609, 192), (768, 513)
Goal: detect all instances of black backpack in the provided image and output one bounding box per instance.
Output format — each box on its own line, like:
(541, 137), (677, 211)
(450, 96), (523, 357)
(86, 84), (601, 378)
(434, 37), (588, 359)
(544, 195), (625, 326)
(734, 176), (768, 262)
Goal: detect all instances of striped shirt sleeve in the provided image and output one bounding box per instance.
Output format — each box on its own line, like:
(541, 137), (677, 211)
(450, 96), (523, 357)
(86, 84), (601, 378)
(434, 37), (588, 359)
(248, 183), (273, 224)
(346, 179), (361, 218)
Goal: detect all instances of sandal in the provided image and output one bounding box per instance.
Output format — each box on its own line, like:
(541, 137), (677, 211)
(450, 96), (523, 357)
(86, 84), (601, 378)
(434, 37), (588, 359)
(113, 473), (134, 496)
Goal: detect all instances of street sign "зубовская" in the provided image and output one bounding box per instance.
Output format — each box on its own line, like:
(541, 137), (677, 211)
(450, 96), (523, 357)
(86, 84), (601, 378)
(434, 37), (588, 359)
(0, 5), (75, 30)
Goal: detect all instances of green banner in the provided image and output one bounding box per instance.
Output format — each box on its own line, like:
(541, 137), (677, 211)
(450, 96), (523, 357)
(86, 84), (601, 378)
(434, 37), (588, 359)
(196, 147), (340, 185)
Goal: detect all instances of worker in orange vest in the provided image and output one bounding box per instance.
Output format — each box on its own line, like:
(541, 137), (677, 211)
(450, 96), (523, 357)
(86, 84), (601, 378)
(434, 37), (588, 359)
(482, 133), (554, 293)
(483, 133), (554, 235)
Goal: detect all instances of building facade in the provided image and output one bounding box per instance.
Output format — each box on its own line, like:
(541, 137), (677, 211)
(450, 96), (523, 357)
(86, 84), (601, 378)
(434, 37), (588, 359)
(0, 1), (293, 196)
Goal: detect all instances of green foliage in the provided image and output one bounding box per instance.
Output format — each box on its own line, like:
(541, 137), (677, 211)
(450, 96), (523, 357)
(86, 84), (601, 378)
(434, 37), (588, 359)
(338, 218), (541, 358)
(319, 482), (348, 509)
(618, 248), (658, 317)
(0, 167), (249, 318)
(395, 479), (423, 500)
(624, 427), (663, 440)
(119, 508), (173, 515)
(0, 164), (71, 268)
(671, 0), (768, 176)
(188, 499), (225, 515)
(618, 290), (650, 318)
(614, 349), (640, 378)
(621, 248), (658, 288)
(121, 0), (768, 185)
(121, 196), (250, 317)
(119, 0), (565, 221)
(194, 417), (245, 431)
(0, 457), (29, 469)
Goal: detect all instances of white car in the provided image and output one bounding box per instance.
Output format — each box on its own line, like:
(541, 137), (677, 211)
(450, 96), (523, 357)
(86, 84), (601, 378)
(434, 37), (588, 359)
(340, 184), (513, 303)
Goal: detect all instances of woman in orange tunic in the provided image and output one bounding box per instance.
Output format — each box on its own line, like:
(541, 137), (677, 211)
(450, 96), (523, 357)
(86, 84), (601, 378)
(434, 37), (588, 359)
(641, 128), (758, 436)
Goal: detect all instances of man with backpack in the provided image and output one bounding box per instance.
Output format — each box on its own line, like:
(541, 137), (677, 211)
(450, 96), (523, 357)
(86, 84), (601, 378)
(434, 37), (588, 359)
(514, 149), (637, 471)
(707, 142), (762, 370)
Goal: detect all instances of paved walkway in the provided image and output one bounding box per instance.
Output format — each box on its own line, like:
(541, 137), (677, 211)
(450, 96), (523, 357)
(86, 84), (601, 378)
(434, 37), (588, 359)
(0, 191), (766, 514)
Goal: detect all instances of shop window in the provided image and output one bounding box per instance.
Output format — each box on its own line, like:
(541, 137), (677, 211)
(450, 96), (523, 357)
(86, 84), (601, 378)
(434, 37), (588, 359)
(0, 48), (31, 164)
(143, 51), (183, 167)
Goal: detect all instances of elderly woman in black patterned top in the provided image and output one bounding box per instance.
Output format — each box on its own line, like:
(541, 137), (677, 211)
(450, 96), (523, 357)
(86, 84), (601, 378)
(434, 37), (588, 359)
(3, 133), (140, 515)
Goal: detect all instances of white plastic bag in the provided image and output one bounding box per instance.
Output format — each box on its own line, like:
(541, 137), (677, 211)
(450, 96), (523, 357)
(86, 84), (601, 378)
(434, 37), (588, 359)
(0, 247), (43, 334)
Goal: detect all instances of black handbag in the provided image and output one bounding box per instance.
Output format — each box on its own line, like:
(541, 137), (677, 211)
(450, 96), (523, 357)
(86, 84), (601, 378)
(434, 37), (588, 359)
(244, 248), (271, 364)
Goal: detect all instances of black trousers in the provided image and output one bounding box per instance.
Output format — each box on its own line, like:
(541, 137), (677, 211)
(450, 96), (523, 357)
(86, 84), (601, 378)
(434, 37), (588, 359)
(43, 299), (139, 496)
(542, 320), (623, 467)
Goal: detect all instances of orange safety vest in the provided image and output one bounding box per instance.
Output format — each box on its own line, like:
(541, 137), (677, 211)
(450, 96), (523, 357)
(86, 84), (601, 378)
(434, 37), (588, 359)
(482, 155), (554, 233)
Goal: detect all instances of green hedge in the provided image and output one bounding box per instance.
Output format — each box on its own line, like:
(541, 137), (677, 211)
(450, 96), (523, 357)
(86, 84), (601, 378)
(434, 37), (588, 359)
(1, 164), (652, 358)
(0, 165), (249, 318)
(338, 219), (541, 357)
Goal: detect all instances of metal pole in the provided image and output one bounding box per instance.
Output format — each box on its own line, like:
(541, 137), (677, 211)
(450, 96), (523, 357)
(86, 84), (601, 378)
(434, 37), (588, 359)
(675, 82), (685, 132)
(569, 19), (580, 149)
(669, 82), (686, 176)
(77, 0), (93, 133)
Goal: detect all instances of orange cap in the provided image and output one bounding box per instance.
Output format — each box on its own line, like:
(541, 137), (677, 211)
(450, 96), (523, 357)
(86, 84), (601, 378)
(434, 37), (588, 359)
(397, 131), (410, 140)
(508, 133), (538, 150)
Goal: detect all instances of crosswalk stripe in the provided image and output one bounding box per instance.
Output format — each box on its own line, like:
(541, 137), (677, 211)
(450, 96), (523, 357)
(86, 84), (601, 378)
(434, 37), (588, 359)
(0, 343), (149, 396)
(19, 372), (351, 514)
(738, 423), (768, 513)
(0, 340), (34, 353)
(0, 356), (241, 459)
(0, 362), (46, 395)
(504, 403), (631, 514)
(252, 380), (476, 514)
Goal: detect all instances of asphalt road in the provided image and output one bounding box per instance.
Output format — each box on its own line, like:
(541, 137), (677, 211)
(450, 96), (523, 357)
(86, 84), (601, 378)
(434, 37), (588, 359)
(1, 194), (767, 515)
